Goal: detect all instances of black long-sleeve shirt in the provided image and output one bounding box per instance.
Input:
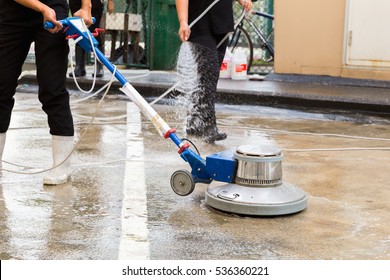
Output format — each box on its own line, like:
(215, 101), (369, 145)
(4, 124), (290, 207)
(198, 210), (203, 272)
(0, 0), (68, 23)
(189, 0), (234, 36)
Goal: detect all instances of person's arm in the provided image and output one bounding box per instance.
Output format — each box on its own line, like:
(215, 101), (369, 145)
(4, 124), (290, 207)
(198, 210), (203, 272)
(107, 0), (114, 14)
(176, 0), (190, 42)
(14, 0), (62, 32)
(14, 0), (93, 31)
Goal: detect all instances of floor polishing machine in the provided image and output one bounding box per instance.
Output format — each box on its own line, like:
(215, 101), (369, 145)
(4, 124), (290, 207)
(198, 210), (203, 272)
(45, 17), (307, 216)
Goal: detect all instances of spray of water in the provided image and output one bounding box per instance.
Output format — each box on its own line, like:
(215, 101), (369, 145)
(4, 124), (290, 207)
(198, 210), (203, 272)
(175, 41), (221, 133)
(175, 42), (200, 114)
(176, 42), (199, 95)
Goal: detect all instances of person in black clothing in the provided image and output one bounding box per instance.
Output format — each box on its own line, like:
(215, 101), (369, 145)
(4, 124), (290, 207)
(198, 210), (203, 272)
(69, 0), (114, 78)
(0, 0), (92, 185)
(176, 0), (252, 143)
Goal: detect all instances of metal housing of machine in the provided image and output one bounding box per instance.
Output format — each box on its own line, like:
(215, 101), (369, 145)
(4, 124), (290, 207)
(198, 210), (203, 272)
(205, 145), (308, 216)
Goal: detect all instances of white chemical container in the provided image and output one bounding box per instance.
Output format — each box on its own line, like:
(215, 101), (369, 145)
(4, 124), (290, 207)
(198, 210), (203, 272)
(231, 49), (248, 80)
(219, 49), (232, 79)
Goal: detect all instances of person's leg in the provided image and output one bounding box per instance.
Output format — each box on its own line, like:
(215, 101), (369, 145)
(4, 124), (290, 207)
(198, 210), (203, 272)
(216, 33), (229, 67)
(0, 133), (5, 169)
(91, 0), (104, 77)
(0, 23), (33, 167)
(43, 135), (74, 185)
(0, 24), (32, 133)
(187, 36), (227, 143)
(35, 27), (73, 136)
(68, 0), (86, 77)
(34, 20), (75, 185)
(69, 45), (86, 77)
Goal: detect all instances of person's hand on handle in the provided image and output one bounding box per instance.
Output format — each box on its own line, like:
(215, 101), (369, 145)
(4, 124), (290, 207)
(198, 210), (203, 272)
(73, 0), (93, 26)
(41, 6), (62, 33)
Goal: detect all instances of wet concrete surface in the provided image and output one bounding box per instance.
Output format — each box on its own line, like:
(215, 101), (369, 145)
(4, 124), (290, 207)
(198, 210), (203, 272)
(0, 86), (389, 260)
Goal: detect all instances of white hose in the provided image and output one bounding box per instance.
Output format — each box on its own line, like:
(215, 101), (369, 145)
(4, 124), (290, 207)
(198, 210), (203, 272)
(188, 0), (221, 28)
(217, 8), (246, 48)
(1, 66), (117, 175)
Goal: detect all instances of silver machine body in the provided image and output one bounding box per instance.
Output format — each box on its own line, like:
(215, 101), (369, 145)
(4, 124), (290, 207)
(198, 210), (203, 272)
(205, 145), (308, 216)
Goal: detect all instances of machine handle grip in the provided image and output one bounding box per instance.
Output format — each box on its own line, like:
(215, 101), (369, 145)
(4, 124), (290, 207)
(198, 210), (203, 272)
(44, 17), (96, 29)
(43, 20), (63, 29)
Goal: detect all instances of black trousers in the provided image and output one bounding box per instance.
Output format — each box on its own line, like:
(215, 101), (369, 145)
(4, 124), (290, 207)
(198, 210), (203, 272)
(0, 6), (73, 136)
(186, 34), (228, 133)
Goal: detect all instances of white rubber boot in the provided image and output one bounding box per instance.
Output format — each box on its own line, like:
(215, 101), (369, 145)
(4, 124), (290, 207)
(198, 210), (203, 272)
(43, 135), (74, 185)
(0, 133), (5, 169)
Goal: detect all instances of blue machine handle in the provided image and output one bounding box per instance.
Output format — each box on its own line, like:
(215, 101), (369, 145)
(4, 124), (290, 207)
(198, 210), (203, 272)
(43, 16), (218, 185)
(43, 21), (58, 29)
(44, 17), (96, 29)
(44, 17), (99, 52)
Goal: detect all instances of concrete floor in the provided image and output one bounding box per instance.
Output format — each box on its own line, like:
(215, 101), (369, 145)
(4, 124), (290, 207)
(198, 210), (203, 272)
(0, 88), (389, 260)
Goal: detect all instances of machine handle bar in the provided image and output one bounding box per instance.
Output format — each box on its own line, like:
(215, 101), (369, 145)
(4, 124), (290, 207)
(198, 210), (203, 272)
(43, 17), (96, 29)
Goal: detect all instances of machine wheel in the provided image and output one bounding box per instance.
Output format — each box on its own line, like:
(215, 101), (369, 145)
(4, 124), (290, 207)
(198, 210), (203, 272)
(170, 169), (195, 196)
